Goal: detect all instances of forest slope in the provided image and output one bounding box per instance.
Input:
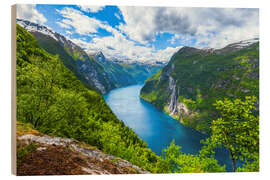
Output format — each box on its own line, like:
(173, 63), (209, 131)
(140, 40), (259, 134)
(16, 24), (159, 172)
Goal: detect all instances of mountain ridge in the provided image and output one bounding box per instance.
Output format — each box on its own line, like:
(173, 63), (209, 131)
(140, 40), (259, 134)
(17, 18), (161, 94)
(17, 18), (115, 94)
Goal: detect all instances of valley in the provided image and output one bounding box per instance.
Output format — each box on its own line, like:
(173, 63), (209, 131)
(104, 84), (232, 170)
(15, 14), (259, 174)
(17, 19), (161, 94)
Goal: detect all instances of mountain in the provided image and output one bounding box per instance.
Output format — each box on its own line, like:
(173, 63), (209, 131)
(17, 19), (161, 93)
(16, 24), (159, 173)
(140, 40), (259, 134)
(89, 51), (161, 88)
(16, 19), (111, 93)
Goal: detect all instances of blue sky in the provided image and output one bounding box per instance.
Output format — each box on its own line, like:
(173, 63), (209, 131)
(16, 4), (259, 63)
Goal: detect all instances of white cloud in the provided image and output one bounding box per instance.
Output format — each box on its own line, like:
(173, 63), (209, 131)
(78, 5), (104, 13)
(57, 7), (118, 36)
(16, 4), (47, 24)
(57, 8), (100, 34)
(169, 34), (195, 47)
(154, 46), (182, 62)
(118, 7), (157, 44)
(71, 32), (181, 63)
(57, 6), (259, 64)
(56, 21), (71, 29)
(57, 7), (174, 63)
(118, 7), (259, 48)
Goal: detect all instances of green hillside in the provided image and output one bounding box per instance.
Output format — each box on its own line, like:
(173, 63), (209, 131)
(16, 24), (160, 171)
(31, 29), (160, 92)
(140, 43), (259, 134)
(16, 23), (257, 173)
(30, 31), (115, 94)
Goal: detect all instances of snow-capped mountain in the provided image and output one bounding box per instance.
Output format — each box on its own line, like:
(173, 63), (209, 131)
(214, 38), (259, 54)
(223, 38), (259, 49)
(17, 19), (58, 41)
(16, 19), (81, 51)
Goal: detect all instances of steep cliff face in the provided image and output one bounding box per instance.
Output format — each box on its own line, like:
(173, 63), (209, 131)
(141, 40), (259, 134)
(168, 76), (178, 115)
(75, 58), (115, 94)
(165, 75), (191, 121)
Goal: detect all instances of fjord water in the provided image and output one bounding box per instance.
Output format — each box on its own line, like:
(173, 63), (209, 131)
(104, 84), (231, 169)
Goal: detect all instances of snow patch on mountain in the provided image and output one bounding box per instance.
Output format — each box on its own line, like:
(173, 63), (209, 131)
(224, 38), (259, 49)
(17, 19), (58, 41)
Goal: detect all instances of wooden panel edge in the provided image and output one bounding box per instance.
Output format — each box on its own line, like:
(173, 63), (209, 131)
(11, 4), (17, 176)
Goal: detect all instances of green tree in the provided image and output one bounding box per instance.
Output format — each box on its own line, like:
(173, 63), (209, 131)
(201, 96), (259, 172)
(158, 140), (225, 173)
(16, 24), (161, 172)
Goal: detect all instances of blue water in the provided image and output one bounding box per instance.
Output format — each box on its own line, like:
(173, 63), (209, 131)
(104, 84), (232, 170)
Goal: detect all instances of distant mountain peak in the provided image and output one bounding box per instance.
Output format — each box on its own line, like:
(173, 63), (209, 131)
(87, 51), (106, 62)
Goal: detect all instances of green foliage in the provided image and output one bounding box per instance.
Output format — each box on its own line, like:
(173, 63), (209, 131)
(181, 98), (197, 111)
(158, 140), (226, 173)
(236, 153), (259, 172)
(141, 43), (259, 134)
(201, 96), (259, 172)
(16, 24), (259, 174)
(16, 24), (160, 172)
(16, 121), (40, 137)
(31, 32), (95, 90)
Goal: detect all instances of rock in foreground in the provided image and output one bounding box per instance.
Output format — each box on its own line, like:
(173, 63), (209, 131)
(17, 134), (149, 175)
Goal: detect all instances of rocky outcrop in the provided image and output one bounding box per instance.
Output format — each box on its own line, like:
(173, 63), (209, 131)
(75, 59), (114, 94)
(167, 75), (190, 120)
(177, 102), (190, 120)
(168, 76), (178, 115)
(17, 134), (149, 175)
